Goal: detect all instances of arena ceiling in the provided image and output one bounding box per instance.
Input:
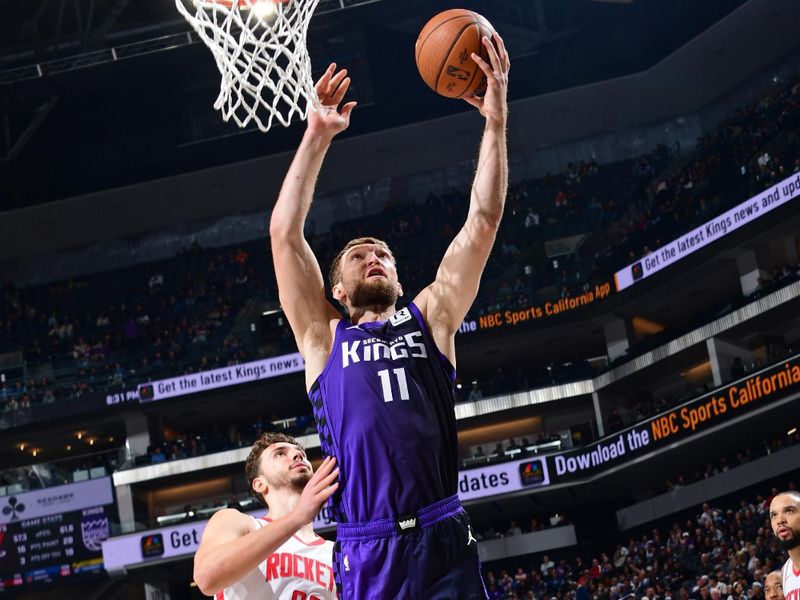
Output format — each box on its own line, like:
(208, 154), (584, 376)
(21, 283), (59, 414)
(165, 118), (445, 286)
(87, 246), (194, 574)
(0, 0), (760, 212)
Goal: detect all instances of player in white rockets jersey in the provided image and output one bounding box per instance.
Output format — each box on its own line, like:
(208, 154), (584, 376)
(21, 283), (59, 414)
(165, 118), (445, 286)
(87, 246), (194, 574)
(194, 432), (339, 599)
(770, 491), (800, 600)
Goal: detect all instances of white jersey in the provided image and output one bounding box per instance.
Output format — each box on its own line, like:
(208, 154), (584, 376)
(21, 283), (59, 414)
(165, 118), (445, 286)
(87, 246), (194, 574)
(783, 557), (800, 600)
(216, 517), (336, 600)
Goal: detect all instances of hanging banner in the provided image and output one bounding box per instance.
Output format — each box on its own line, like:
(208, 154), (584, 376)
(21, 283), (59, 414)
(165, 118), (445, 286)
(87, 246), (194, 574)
(138, 353), (305, 403)
(614, 172), (800, 291)
(548, 356), (800, 482)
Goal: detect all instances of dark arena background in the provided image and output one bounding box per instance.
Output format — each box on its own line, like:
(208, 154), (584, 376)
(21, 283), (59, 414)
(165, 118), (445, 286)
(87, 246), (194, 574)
(1, 0), (800, 598)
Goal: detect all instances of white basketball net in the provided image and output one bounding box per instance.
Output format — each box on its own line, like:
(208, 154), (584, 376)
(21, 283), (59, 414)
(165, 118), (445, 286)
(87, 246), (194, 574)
(176, 0), (320, 132)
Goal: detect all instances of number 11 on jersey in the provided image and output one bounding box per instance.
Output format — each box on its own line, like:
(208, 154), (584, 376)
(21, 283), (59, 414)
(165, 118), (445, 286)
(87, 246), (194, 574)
(378, 367), (410, 403)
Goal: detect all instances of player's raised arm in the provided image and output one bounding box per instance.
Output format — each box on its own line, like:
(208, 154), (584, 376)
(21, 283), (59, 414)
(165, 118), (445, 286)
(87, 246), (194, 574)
(416, 33), (510, 350)
(270, 64), (357, 363)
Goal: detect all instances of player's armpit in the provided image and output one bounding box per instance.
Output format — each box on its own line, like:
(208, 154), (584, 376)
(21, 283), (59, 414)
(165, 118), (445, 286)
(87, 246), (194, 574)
(195, 508), (308, 595)
(193, 509), (256, 594)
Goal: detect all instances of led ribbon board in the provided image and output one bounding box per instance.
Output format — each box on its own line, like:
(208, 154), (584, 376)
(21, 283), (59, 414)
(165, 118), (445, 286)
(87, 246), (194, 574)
(102, 456), (550, 571)
(547, 356), (800, 482)
(615, 172), (800, 292)
(138, 353), (305, 402)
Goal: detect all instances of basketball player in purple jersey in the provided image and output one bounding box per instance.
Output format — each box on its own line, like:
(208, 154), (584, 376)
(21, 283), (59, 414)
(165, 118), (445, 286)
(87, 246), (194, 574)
(270, 33), (509, 600)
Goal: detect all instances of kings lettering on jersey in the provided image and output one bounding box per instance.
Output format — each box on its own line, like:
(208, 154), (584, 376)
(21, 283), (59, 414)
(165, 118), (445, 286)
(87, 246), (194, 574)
(341, 330), (428, 368)
(311, 303), (460, 523)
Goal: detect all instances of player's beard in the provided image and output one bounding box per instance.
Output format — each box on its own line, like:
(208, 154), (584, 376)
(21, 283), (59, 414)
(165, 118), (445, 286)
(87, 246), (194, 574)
(777, 526), (800, 551)
(268, 469), (312, 494)
(288, 470), (312, 493)
(350, 277), (398, 309)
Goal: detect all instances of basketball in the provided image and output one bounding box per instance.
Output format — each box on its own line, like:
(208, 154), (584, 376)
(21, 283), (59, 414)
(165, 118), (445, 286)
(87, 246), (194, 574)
(415, 9), (496, 99)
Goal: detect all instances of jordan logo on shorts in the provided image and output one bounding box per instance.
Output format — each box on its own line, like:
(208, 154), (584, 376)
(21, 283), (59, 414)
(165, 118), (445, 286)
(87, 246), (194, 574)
(467, 525), (476, 546)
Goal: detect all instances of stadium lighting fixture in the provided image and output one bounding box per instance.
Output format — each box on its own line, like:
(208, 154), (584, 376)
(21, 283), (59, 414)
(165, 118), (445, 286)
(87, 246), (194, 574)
(251, 0), (277, 20)
(789, 427), (797, 436)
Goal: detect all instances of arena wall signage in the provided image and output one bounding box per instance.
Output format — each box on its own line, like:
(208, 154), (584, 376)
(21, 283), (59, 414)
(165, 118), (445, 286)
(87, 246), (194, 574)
(103, 520), (206, 572)
(0, 477), (113, 525)
(138, 353), (306, 402)
(614, 172), (800, 291)
(102, 456), (550, 571)
(548, 356), (800, 482)
(103, 509), (338, 574)
(456, 281), (613, 335)
(104, 383), (142, 406)
(0, 480), (115, 593)
(458, 456), (550, 501)
(132, 284), (615, 405)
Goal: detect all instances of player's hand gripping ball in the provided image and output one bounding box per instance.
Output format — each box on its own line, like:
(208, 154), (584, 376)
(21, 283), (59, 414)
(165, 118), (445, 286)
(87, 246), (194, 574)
(415, 9), (496, 99)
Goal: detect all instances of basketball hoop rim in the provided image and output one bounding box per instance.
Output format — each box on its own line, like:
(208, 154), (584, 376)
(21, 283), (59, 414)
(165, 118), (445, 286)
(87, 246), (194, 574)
(175, 0), (320, 132)
(205, 0), (292, 6)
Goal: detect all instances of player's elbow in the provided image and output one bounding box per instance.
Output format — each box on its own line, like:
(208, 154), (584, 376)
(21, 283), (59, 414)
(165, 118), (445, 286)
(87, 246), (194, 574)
(474, 208), (503, 235)
(269, 219), (290, 241)
(193, 560), (222, 597)
(269, 223), (306, 253)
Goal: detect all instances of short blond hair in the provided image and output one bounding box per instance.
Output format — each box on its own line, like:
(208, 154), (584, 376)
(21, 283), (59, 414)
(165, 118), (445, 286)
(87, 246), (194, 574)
(328, 237), (394, 289)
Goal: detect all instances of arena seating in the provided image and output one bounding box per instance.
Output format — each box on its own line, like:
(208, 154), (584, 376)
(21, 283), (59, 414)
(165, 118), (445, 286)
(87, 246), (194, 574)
(1, 74), (798, 423)
(480, 483), (795, 600)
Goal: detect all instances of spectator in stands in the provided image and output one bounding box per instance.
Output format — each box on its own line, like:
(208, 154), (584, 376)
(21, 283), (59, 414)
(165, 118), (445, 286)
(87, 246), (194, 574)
(3, 73), (799, 444)
(764, 571), (785, 600)
(506, 520), (522, 536)
(730, 357), (747, 380)
(468, 381), (484, 402)
(541, 554), (554, 574)
(150, 446), (166, 464)
(608, 408), (624, 433)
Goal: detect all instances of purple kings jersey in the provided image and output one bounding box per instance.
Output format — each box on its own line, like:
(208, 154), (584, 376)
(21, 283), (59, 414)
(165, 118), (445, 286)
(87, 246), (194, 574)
(309, 302), (458, 523)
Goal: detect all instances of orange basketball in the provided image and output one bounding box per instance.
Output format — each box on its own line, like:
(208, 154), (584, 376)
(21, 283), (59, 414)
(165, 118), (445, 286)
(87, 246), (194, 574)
(415, 9), (496, 99)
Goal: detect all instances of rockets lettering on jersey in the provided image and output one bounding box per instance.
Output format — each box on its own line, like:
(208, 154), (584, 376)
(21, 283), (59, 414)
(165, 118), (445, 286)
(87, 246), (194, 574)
(217, 518), (335, 600)
(265, 552), (335, 592)
(310, 303), (459, 523)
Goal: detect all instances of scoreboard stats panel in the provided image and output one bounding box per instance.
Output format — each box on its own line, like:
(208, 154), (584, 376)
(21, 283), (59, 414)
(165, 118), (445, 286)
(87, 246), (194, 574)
(0, 506), (110, 594)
